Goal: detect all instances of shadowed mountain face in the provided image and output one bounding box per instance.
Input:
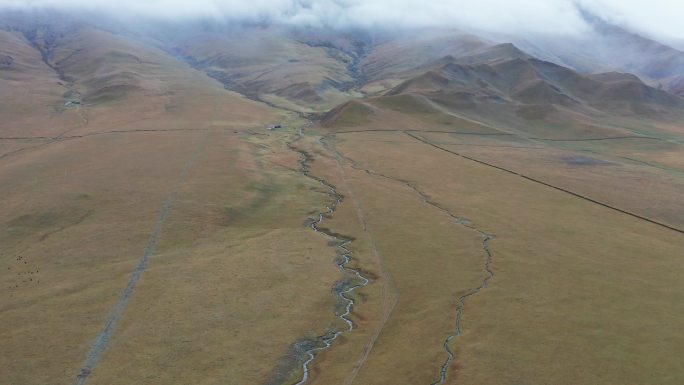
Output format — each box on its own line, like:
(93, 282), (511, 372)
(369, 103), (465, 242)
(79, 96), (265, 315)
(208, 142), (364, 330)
(358, 30), (491, 83)
(172, 27), (370, 111)
(171, 28), (497, 112)
(323, 41), (684, 142)
(390, 54), (682, 111)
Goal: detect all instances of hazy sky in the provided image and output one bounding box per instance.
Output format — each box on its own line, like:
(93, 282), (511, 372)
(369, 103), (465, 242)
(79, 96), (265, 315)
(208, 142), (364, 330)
(2, 0), (683, 39)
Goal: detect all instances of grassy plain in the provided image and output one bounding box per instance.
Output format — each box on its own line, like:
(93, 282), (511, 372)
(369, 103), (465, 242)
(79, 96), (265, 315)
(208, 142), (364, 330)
(416, 131), (684, 230)
(3, 18), (684, 385)
(82, 129), (349, 385)
(320, 130), (684, 384)
(0, 27), (361, 383)
(292, 135), (488, 385)
(0, 115), (363, 385)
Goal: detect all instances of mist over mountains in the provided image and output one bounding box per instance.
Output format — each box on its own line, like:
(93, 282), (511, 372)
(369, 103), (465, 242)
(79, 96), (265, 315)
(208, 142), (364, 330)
(4, 2), (683, 112)
(1, 0), (683, 39)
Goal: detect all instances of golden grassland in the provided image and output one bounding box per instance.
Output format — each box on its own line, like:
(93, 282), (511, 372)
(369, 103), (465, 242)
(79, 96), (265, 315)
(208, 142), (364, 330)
(1, 24), (370, 384)
(291, 135), (487, 385)
(1, 129), (211, 384)
(1, 42), (333, 382)
(3, 21), (684, 385)
(323, 130), (684, 384)
(415, 131), (684, 230)
(0, 116), (362, 384)
(4, 103), (683, 384)
(84, 129), (349, 385)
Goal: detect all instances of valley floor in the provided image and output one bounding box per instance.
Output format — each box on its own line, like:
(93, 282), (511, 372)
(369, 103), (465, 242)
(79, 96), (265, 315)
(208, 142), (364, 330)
(1, 27), (684, 383)
(310, 129), (684, 384)
(4, 112), (683, 385)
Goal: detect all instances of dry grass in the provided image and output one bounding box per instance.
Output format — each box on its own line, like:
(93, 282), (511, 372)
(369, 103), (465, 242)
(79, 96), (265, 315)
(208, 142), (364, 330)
(324, 130), (684, 384)
(3, 18), (684, 385)
(0, 28), (338, 383)
(416, 131), (684, 230)
(290, 135), (485, 385)
(0, 117), (359, 385)
(0, 130), (210, 384)
(80, 129), (349, 385)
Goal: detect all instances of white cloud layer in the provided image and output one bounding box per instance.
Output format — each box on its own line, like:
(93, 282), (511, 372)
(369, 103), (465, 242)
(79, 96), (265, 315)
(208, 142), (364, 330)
(578, 0), (684, 41)
(1, 0), (683, 39)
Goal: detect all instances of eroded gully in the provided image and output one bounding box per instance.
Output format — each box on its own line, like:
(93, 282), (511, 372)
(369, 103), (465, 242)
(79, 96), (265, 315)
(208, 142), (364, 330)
(319, 135), (495, 385)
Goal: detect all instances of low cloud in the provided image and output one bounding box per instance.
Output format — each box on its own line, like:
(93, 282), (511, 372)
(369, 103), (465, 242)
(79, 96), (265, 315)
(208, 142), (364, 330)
(576, 0), (684, 41)
(2, 0), (683, 39)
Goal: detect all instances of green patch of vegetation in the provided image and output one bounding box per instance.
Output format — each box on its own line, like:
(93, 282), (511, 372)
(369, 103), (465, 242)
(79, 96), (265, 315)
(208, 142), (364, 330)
(7, 212), (62, 231)
(6, 193), (91, 236)
(221, 171), (322, 228)
(222, 179), (278, 226)
(84, 84), (141, 105)
(419, 112), (498, 134)
(3, 196), (92, 241)
(516, 104), (556, 120)
(324, 101), (374, 127)
(371, 94), (436, 114)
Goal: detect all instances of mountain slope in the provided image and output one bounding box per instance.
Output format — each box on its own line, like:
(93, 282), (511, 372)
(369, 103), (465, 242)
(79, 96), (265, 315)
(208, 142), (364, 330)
(0, 27), (84, 138)
(324, 44), (684, 141)
(173, 27), (370, 112)
(507, 9), (684, 96)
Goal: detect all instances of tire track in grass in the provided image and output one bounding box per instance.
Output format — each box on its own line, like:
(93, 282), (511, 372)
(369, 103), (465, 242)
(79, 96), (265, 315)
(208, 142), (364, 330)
(313, 135), (400, 385)
(284, 137), (371, 385)
(72, 132), (208, 385)
(0, 129), (211, 162)
(329, 155), (399, 385)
